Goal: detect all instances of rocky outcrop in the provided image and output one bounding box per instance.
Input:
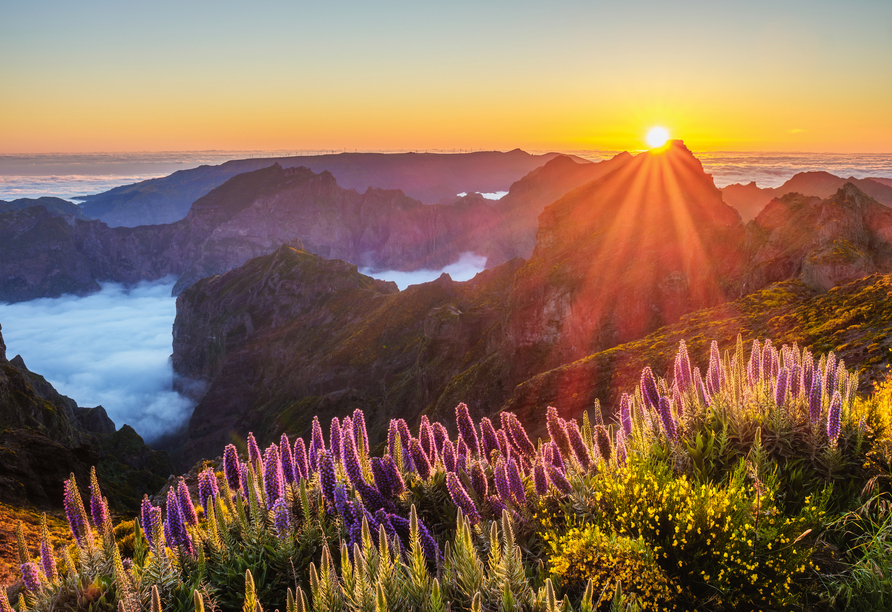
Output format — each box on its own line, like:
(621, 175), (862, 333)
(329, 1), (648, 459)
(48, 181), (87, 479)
(504, 140), (746, 373)
(722, 172), (892, 222)
(0, 323), (173, 510)
(79, 150), (572, 227)
(745, 183), (892, 291)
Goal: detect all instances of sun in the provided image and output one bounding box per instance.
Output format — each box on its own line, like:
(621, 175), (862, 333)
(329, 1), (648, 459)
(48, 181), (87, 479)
(646, 126), (670, 149)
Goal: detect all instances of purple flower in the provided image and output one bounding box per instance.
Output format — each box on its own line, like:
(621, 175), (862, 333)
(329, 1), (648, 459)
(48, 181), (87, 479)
(310, 417), (325, 469)
(748, 339), (761, 385)
(494, 459), (512, 502)
(20, 562), (40, 592)
(505, 413), (536, 459)
(456, 436), (469, 471)
(371, 457), (392, 498)
(343, 428), (367, 488)
(280, 434), (297, 484)
(141, 496), (162, 549)
(566, 419), (592, 469)
(420, 416), (437, 464)
(694, 367), (710, 406)
(789, 364), (802, 398)
(640, 366), (660, 410)
(507, 458), (526, 505)
(382, 454), (405, 495)
(39, 517), (57, 581)
(546, 463), (572, 494)
(707, 341), (724, 397)
(618, 396), (633, 438)
(223, 444), (242, 491)
(545, 442), (566, 473)
(319, 450), (338, 507)
(827, 390), (842, 441)
(674, 340), (693, 392)
(824, 353), (838, 397)
(63, 475), (93, 548)
(593, 425), (612, 462)
(89, 468), (109, 534)
(455, 403), (480, 456)
(496, 429), (512, 460)
(263, 445), (284, 508)
(658, 397), (678, 442)
(247, 432), (262, 466)
(480, 417), (500, 461)
(177, 479), (199, 527)
(487, 495), (507, 518)
(469, 460), (488, 499)
(809, 373), (823, 424)
(409, 438), (431, 480)
(388, 419), (412, 470)
(446, 472), (481, 524)
(198, 467), (219, 511)
(293, 437), (309, 481)
(272, 498), (291, 538)
(330, 418), (343, 464)
(615, 431), (628, 466)
(388, 514), (440, 565)
(533, 460), (548, 496)
(333, 483), (350, 519)
(433, 423), (450, 457)
(761, 340), (775, 381)
(166, 488), (186, 548)
(353, 409), (370, 456)
(775, 367), (790, 406)
(442, 440), (457, 472)
(546, 406), (572, 459)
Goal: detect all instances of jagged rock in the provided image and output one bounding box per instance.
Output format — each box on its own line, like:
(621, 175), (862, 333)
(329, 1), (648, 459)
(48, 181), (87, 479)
(73, 406), (116, 435)
(745, 183), (892, 291)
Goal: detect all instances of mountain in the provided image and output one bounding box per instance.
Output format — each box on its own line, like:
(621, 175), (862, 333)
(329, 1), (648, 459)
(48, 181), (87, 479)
(78, 150), (575, 227)
(504, 140), (745, 372)
(745, 183), (892, 291)
(0, 323), (173, 510)
(173, 245), (523, 466)
(0, 197), (90, 220)
(870, 177), (892, 188)
(721, 171), (892, 222)
(0, 155), (630, 303)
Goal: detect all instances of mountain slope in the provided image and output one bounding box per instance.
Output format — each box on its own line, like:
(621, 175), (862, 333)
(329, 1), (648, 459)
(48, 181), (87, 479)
(78, 150), (572, 226)
(0, 197), (90, 220)
(722, 172), (892, 221)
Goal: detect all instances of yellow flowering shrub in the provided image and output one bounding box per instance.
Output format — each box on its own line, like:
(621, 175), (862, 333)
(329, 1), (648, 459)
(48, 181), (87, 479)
(547, 524), (672, 609)
(589, 458), (824, 610)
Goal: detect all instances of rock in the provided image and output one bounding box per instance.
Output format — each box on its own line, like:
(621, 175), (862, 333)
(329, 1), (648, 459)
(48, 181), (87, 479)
(73, 406), (116, 435)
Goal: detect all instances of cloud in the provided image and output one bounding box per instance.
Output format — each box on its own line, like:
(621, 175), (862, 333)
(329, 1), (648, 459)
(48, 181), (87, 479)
(788, 128), (806, 134)
(456, 191), (508, 200)
(0, 280), (193, 442)
(361, 252), (488, 290)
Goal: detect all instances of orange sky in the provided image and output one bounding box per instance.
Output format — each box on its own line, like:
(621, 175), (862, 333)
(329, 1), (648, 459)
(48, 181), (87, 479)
(2, 1), (890, 154)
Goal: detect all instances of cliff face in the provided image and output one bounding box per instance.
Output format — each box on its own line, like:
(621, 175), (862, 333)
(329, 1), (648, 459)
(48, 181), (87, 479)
(174, 245), (521, 467)
(0, 323), (173, 509)
(745, 183), (892, 291)
(79, 150), (570, 227)
(504, 141), (746, 373)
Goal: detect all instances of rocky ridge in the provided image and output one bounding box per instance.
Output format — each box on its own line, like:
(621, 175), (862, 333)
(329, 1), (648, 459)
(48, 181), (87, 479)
(0, 323), (173, 510)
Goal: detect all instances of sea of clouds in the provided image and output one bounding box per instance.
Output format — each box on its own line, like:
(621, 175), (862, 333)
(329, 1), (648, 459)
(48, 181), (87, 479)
(0, 280), (193, 442)
(361, 252), (488, 290)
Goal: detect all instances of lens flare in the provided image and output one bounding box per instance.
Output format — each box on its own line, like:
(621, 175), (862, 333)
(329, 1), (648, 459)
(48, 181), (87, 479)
(646, 127), (670, 149)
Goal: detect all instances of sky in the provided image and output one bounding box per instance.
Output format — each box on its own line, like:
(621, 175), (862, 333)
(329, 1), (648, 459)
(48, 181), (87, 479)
(2, 0), (891, 153)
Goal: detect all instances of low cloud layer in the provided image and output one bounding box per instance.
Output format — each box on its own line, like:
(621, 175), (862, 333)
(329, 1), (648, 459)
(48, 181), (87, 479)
(0, 280), (193, 442)
(362, 252), (488, 290)
(457, 191), (508, 200)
